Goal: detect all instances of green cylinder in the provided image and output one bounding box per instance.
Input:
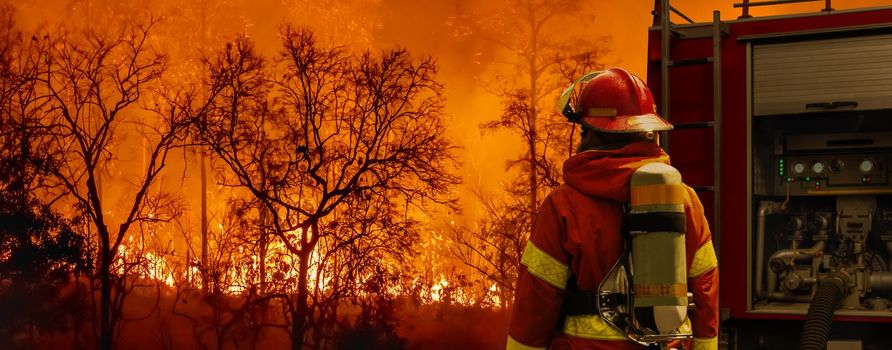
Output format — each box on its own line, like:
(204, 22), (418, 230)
(629, 162), (688, 334)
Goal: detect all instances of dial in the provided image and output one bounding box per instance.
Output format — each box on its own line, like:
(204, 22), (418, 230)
(812, 162), (825, 174)
(830, 159), (845, 173)
(792, 162), (806, 175)
(860, 159), (875, 173)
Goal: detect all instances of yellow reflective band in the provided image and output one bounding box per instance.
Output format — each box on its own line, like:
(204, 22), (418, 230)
(675, 318), (692, 334)
(562, 314), (628, 341)
(506, 336), (546, 350)
(689, 240), (718, 278)
(631, 184), (686, 206)
(693, 336), (719, 350)
(521, 241), (569, 290)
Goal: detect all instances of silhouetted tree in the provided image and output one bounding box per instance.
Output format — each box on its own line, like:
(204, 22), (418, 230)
(306, 194), (421, 349)
(0, 185), (92, 349)
(35, 17), (192, 350)
(0, 5), (91, 346)
(197, 26), (458, 349)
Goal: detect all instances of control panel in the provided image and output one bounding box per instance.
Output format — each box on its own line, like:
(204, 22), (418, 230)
(752, 116), (892, 316)
(776, 154), (891, 195)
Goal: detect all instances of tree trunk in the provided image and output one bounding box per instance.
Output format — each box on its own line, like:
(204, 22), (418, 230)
(528, 88), (538, 226)
(201, 151), (209, 294)
(291, 250), (311, 350)
(199, 0), (210, 298)
(528, 61), (539, 226)
(99, 238), (113, 350)
(258, 201), (267, 294)
(527, 5), (540, 226)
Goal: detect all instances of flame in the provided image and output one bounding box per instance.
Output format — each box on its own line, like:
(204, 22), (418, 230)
(113, 236), (176, 287)
(428, 276), (449, 302)
(105, 221), (504, 310)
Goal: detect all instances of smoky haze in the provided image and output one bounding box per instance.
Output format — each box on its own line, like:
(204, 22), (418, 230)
(10, 0), (889, 222)
(4, 1), (891, 349)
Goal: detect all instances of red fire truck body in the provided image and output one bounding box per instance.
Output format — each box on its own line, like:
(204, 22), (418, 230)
(647, 2), (892, 348)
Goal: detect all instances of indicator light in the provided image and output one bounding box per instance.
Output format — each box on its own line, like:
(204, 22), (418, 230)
(805, 177), (811, 182)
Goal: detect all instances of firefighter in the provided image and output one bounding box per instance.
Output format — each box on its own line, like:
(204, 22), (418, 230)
(506, 67), (719, 350)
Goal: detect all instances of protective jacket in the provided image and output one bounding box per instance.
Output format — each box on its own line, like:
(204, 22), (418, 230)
(506, 141), (719, 350)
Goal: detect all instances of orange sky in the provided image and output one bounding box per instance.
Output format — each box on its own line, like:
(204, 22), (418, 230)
(11, 0), (892, 225)
(434, 0), (892, 221)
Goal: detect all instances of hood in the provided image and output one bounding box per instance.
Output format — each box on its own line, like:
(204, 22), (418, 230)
(562, 142), (670, 202)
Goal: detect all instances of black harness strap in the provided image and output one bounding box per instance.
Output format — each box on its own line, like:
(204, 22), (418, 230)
(626, 212), (686, 234)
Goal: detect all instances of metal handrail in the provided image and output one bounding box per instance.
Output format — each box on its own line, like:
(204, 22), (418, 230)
(712, 10), (723, 259)
(670, 6), (695, 24)
(735, 0), (833, 19)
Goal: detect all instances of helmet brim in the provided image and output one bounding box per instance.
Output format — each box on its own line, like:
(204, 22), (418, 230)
(579, 113), (674, 133)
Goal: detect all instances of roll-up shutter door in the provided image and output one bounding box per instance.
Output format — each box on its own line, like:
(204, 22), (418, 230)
(753, 33), (892, 116)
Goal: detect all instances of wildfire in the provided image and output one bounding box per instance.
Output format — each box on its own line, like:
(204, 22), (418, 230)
(114, 236), (176, 287)
(110, 224), (506, 309)
(429, 276), (449, 302)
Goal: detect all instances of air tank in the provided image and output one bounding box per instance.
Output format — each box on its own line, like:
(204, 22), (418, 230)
(629, 162), (688, 334)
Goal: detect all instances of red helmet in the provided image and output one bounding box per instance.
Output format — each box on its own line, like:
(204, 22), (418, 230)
(558, 67), (672, 133)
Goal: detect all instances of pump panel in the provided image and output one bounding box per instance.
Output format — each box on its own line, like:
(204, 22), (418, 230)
(750, 106), (892, 317)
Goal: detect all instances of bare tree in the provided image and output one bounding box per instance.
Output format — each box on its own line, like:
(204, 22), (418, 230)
(35, 18), (192, 350)
(452, 0), (611, 218)
(447, 188), (527, 308)
(448, 1), (611, 305)
(0, 10), (94, 348)
(304, 194), (421, 349)
(196, 27), (458, 349)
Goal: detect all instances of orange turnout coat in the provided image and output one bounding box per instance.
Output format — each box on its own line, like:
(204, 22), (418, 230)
(506, 142), (719, 350)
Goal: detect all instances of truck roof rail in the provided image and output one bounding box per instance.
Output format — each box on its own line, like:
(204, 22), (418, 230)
(734, 0), (834, 19)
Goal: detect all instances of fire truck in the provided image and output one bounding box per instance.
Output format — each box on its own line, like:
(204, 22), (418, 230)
(647, 1), (892, 349)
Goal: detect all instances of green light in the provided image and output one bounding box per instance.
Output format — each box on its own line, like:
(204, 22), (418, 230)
(805, 177), (811, 182)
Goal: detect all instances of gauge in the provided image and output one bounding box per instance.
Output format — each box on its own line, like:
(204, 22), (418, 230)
(860, 159), (874, 173)
(792, 162), (806, 175)
(830, 159), (844, 173)
(812, 162), (825, 174)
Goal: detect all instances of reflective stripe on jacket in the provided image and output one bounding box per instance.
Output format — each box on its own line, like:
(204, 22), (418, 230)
(506, 142), (719, 350)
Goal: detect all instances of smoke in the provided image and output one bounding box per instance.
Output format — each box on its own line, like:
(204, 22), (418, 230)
(12, 0), (887, 225)
(6, 1), (892, 348)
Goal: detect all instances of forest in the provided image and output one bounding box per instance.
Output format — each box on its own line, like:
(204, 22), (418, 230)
(0, 0), (612, 349)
